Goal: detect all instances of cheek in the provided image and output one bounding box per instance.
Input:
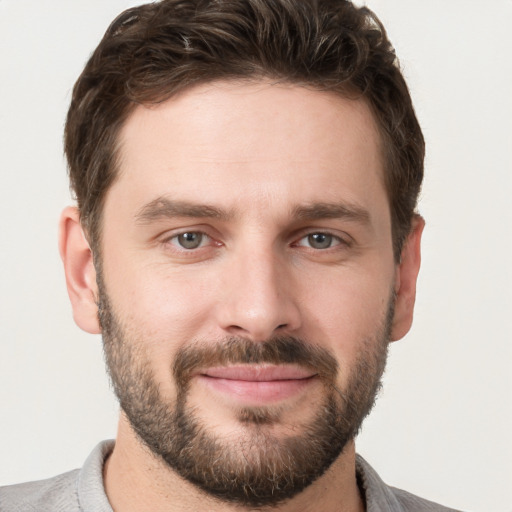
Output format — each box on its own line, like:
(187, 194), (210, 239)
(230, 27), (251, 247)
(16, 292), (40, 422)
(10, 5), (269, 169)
(297, 264), (394, 360)
(102, 257), (220, 359)
(134, 275), (213, 328)
(106, 269), (219, 395)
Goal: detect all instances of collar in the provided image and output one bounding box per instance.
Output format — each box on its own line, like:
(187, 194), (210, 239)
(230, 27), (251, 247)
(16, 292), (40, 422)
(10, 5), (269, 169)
(356, 454), (405, 512)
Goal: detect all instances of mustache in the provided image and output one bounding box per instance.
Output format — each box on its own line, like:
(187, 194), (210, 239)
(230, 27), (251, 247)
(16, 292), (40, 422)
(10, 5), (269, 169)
(173, 336), (339, 385)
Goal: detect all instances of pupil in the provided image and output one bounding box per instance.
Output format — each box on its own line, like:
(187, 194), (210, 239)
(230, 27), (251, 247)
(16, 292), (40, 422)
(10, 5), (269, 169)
(179, 232), (202, 249)
(309, 233), (331, 249)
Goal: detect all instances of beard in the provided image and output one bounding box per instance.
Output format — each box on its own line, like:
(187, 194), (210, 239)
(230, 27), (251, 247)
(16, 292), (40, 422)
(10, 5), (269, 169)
(98, 279), (391, 507)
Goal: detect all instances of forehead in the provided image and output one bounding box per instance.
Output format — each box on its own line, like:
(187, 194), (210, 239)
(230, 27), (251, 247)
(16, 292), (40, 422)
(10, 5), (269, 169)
(110, 80), (387, 222)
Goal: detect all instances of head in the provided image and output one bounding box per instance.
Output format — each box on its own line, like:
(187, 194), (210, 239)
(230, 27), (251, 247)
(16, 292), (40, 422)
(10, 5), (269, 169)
(60, 0), (425, 507)
(65, 0), (424, 261)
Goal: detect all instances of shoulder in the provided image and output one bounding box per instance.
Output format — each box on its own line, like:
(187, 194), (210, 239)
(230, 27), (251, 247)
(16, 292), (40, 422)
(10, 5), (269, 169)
(0, 440), (114, 512)
(356, 454), (463, 512)
(0, 469), (80, 512)
(388, 485), (463, 512)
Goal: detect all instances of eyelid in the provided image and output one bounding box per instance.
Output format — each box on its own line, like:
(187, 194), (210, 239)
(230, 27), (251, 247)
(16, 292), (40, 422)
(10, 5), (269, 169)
(157, 225), (352, 255)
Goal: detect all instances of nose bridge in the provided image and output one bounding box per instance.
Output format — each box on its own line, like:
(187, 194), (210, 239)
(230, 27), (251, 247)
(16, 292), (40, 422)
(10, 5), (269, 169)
(217, 235), (301, 341)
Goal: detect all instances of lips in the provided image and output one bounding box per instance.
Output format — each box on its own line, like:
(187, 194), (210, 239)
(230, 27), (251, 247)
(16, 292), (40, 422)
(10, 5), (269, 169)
(202, 364), (316, 381)
(197, 365), (317, 404)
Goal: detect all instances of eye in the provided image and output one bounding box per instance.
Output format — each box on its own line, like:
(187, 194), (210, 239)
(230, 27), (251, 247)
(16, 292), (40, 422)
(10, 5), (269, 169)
(297, 232), (342, 250)
(170, 232), (209, 250)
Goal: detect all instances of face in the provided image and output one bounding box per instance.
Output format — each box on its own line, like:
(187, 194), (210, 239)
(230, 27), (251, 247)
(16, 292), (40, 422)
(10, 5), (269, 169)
(65, 81), (420, 506)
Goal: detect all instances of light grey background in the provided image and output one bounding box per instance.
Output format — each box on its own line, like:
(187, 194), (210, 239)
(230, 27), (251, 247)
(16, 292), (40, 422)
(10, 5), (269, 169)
(1, 1), (511, 511)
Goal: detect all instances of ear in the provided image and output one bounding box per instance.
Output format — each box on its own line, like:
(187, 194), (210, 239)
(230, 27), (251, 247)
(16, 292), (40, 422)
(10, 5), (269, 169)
(390, 215), (425, 341)
(59, 206), (101, 334)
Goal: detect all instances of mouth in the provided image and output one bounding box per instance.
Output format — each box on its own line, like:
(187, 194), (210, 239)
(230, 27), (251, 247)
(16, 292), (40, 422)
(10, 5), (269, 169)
(196, 365), (318, 405)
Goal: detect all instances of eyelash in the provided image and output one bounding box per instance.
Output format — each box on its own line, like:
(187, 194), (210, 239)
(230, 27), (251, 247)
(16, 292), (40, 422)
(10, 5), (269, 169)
(163, 230), (350, 253)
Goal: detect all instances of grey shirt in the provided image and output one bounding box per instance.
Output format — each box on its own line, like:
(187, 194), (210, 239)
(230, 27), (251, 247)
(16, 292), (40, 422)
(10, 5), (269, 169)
(0, 441), (462, 511)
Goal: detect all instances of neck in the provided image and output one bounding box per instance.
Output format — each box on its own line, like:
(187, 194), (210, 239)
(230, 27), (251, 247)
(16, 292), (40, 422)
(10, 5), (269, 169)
(103, 415), (365, 512)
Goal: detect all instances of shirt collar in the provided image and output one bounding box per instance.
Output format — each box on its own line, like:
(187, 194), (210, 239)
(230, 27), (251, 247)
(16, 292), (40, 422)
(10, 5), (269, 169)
(356, 454), (404, 512)
(78, 440), (115, 512)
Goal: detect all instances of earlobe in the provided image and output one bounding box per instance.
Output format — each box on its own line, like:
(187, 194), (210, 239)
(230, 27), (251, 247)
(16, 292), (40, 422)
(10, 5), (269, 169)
(390, 215), (425, 341)
(59, 206), (101, 334)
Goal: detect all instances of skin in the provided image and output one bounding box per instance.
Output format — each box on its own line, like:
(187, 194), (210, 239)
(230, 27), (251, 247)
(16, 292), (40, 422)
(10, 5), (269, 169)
(59, 81), (423, 512)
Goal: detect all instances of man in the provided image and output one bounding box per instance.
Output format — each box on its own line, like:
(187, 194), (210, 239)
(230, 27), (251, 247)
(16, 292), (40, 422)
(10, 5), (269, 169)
(0, 1), (462, 511)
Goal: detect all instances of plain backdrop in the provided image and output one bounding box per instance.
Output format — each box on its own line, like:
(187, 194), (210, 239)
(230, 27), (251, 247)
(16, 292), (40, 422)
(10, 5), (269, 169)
(1, 1), (511, 511)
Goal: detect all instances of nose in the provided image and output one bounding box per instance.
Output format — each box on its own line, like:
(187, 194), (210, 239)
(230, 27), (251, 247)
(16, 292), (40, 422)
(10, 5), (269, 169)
(216, 245), (302, 342)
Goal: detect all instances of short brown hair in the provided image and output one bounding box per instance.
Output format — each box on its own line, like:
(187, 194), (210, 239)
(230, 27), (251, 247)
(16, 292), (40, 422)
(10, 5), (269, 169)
(65, 0), (424, 259)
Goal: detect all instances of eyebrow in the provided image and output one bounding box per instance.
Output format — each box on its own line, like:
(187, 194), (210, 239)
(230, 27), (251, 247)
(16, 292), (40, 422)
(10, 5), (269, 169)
(135, 197), (371, 226)
(292, 202), (371, 224)
(135, 197), (234, 224)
